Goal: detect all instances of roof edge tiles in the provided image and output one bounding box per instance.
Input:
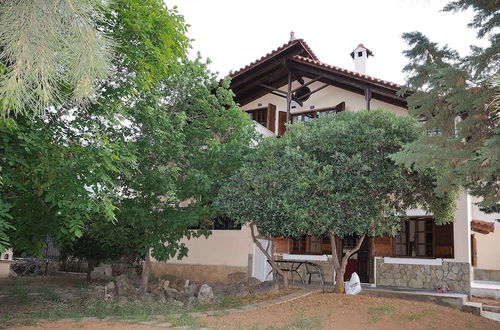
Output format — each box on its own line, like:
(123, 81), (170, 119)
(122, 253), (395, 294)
(291, 55), (402, 90)
(229, 39), (318, 78)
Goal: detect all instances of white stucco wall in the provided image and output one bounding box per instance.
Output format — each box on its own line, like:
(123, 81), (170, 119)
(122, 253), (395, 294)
(241, 79), (407, 126)
(156, 225), (254, 267)
(470, 196), (500, 270)
(447, 191), (472, 263)
(475, 225), (500, 270)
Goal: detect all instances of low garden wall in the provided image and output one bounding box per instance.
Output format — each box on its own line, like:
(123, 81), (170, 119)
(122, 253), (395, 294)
(376, 259), (471, 293)
(473, 268), (500, 282)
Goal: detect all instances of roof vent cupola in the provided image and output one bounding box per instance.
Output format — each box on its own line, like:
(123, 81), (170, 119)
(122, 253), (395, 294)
(350, 44), (373, 75)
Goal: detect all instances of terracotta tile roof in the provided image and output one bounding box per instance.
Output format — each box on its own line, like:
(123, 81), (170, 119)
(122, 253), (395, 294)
(291, 55), (402, 90)
(471, 219), (495, 234)
(229, 39), (318, 78)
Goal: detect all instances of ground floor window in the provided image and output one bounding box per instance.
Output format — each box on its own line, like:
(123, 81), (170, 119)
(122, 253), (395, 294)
(393, 217), (454, 258)
(394, 217), (433, 257)
(290, 235), (332, 254)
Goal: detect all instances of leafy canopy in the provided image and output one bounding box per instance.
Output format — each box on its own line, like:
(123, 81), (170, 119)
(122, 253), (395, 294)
(217, 110), (456, 241)
(115, 58), (256, 263)
(0, 0), (194, 253)
(393, 0), (499, 211)
(0, 0), (113, 117)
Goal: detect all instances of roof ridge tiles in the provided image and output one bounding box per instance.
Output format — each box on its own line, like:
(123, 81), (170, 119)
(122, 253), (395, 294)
(229, 38), (318, 78)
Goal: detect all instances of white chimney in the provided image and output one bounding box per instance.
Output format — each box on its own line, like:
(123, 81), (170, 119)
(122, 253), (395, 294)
(350, 44), (373, 75)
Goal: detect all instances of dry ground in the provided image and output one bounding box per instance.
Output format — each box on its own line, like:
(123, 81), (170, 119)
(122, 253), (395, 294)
(2, 277), (499, 329)
(205, 292), (499, 330)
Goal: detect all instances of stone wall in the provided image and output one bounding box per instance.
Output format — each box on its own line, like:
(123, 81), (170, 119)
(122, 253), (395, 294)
(376, 259), (471, 293)
(150, 262), (249, 283)
(474, 268), (500, 282)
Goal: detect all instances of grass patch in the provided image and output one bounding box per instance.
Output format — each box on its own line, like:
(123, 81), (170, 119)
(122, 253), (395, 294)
(189, 294), (246, 312)
(6, 286), (29, 304)
(397, 309), (433, 321)
(291, 315), (322, 328)
(266, 314), (322, 329)
(167, 311), (206, 329)
(368, 302), (396, 322)
(39, 287), (61, 302)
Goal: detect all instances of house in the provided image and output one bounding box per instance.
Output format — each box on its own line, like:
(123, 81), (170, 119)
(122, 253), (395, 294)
(151, 37), (500, 294)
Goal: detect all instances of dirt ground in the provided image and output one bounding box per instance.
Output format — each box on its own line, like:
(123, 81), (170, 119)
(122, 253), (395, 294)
(7, 293), (499, 330)
(205, 292), (499, 330)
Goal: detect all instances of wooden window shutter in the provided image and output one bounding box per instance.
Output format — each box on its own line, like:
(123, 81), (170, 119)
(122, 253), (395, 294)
(434, 222), (454, 258)
(266, 104), (276, 133)
(373, 236), (393, 257)
(471, 234), (477, 267)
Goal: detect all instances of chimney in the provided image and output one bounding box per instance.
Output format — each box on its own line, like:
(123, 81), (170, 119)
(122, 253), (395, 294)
(350, 44), (373, 75)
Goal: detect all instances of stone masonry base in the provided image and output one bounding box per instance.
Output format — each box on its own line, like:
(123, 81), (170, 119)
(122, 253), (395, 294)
(376, 259), (471, 293)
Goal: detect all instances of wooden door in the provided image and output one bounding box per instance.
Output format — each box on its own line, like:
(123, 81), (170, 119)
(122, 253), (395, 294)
(357, 238), (371, 283)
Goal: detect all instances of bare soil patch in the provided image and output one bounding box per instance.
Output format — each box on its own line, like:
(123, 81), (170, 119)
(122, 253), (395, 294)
(205, 292), (499, 329)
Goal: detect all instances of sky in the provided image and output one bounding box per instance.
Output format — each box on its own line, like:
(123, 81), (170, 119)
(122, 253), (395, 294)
(171, 0), (484, 85)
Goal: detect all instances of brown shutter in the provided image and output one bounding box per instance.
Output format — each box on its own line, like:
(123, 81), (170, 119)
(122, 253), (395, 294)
(373, 236), (393, 257)
(266, 104), (276, 133)
(274, 237), (290, 254)
(278, 111), (287, 136)
(321, 235), (332, 254)
(471, 234), (477, 267)
(434, 222), (454, 258)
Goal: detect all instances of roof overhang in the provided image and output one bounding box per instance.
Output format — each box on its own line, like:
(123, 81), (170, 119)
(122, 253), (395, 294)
(228, 41), (408, 108)
(471, 219), (495, 234)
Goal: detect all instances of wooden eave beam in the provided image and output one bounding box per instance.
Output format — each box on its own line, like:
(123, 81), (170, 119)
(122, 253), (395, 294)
(260, 84), (287, 96)
(291, 75), (325, 93)
(230, 44), (306, 89)
(297, 83), (329, 101)
(287, 62), (407, 106)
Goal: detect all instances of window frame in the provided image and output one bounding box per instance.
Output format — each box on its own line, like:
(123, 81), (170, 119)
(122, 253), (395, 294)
(392, 216), (453, 259)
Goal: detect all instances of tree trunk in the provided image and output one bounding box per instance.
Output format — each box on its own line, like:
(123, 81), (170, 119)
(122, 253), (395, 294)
(329, 231), (365, 293)
(141, 251), (151, 291)
(250, 222), (288, 288)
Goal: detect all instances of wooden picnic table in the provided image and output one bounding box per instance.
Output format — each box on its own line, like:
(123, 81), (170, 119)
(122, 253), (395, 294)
(267, 259), (324, 285)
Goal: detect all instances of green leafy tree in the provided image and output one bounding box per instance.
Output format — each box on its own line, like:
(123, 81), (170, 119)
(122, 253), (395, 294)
(115, 58), (256, 288)
(0, 0), (192, 254)
(0, 112), (135, 254)
(0, 0), (113, 117)
(41, 0), (255, 289)
(217, 110), (456, 292)
(393, 0), (499, 212)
